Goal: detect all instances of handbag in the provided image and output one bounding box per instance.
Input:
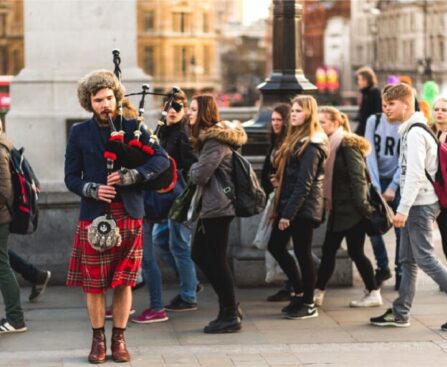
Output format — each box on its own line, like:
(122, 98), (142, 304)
(144, 170), (186, 221)
(253, 192), (275, 250)
(364, 172), (394, 237)
(168, 180), (197, 223)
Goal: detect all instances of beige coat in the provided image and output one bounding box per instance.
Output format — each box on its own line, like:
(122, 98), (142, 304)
(0, 132), (13, 225)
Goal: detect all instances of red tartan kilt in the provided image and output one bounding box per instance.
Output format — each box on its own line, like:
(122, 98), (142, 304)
(66, 203), (143, 294)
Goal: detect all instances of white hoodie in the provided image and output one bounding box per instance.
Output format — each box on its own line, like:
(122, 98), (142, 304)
(397, 112), (438, 215)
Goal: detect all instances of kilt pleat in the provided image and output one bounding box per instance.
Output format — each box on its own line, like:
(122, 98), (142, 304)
(66, 203), (143, 294)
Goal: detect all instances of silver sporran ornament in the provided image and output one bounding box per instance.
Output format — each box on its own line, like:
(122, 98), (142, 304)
(87, 215), (122, 252)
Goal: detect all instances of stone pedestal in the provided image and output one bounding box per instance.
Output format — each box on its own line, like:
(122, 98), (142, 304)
(7, 0), (151, 269)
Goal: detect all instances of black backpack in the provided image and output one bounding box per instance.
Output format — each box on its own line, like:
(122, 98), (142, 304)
(217, 150), (266, 217)
(4, 146), (40, 234)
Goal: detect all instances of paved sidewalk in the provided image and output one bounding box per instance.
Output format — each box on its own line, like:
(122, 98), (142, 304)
(2, 231), (447, 366)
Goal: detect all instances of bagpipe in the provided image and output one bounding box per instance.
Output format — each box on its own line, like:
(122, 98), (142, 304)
(103, 49), (179, 192)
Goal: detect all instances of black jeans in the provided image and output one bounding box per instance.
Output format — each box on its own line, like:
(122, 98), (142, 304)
(436, 208), (447, 259)
(191, 216), (236, 308)
(316, 220), (377, 291)
(267, 218), (316, 304)
(8, 250), (39, 284)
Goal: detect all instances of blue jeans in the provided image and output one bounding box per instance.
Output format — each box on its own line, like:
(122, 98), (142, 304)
(153, 219), (197, 303)
(141, 222), (164, 311)
(369, 178), (401, 275)
(0, 224), (24, 324)
(393, 203), (447, 320)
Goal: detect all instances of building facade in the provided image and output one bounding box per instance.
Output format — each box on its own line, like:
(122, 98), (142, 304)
(351, 0), (447, 91)
(137, 0), (221, 95)
(0, 0), (24, 76)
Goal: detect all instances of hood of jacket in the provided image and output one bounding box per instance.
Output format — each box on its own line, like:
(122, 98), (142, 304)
(341, 133), (371, 157)
(198, 120), (247, 147)
(398, 111), (427, 136)
(300, 131), (329, 158)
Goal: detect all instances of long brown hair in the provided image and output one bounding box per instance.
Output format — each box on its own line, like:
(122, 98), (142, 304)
(270, 103), (290, 148)
(190, 94), (220, 150)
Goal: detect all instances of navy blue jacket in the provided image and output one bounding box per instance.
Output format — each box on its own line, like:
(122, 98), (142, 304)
(64, 117), (170, 220)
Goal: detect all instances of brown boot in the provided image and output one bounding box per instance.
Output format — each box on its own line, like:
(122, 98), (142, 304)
(111, 327), (130, 363)
(88, 327), (106, 364)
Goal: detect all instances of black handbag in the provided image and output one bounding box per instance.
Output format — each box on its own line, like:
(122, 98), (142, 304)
(144, 170), (186, 221)
(364, 171), (395, 236)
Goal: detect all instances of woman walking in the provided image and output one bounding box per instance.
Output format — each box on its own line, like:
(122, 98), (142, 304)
(188, 95), (247, 333)
(267, 95), (328, 320)
(314, 106), (382, 308)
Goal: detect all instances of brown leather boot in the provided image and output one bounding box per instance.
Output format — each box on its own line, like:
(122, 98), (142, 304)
(88, 327), (106, 364)
(111, 327), (130, 363)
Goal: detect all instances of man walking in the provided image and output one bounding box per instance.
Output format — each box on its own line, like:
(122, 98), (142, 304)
(370, 83), (447, 329)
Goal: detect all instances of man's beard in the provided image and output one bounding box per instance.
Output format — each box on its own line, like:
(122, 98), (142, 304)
(95, 110), (115, 125)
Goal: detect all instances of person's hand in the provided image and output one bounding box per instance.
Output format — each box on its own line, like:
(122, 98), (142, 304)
(107, 171), (122, 186)
(97, 185), (116, 203)
(278, 218), (290, 231)
(393, 213), (407, 228)
(382, 188), (396, 203)
(270, 174), (279, 188)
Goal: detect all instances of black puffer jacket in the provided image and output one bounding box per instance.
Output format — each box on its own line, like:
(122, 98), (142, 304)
(158, 119), (197, 177)
(277, 133), (328, 223)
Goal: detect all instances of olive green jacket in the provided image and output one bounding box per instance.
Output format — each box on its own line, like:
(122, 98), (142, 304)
(328, 134), (373, 232)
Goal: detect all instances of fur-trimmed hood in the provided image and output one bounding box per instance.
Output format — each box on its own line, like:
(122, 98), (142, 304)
(198, 120), (248, 147)
(341, 133), (371, 157)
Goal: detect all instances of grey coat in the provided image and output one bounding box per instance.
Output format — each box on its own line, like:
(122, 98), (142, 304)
(190, 121), (247, 219)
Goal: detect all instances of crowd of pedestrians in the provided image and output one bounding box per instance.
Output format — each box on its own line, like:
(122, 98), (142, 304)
(2, 66), (447, 364)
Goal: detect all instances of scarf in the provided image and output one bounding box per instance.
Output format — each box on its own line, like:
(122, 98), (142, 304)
(323, 127), (345, 211)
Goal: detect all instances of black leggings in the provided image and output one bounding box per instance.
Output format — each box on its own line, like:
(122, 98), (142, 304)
(267, 218), (316, 304)
(437, 208), (447, 259)
(191, 216), (236, 308)
(316, 220), (377, 291)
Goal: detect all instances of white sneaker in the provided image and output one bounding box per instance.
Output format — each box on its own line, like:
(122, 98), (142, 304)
(314, 289), (325, 307)
(350, 289), (382, 308)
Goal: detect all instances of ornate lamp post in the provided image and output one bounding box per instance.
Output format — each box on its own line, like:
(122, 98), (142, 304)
(257, 0), (316, 107)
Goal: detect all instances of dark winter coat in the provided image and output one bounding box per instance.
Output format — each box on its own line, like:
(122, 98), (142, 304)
(261, 146), (276, 196)
(158, 119), (197, 178)
(329, 134), (374, 232)
(277, 133), (329, 224)
(190, 121), (247, 219)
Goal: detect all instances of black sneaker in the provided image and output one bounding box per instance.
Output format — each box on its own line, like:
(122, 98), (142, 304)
(29, 270), (51, 302)
(0, 318), (27, 334)
(285, 303), (318, 320)
(370, 308), (410, 327)
(267, 289), (291, 302)
(281, 295), (303, 313)
(441, 322), (447, 331)
(375, 267), (392, 287)
(165, 295), (198, 312)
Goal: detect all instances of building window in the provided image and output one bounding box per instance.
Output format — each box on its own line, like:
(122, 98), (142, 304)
(173, 12), (190, 33)
(0, 14), (5, 37)
(204, 45), (212, 75)
(143, 11), (154, 32)
(203, 12), (209, 33)
(0, 46), (8, 74)
(144, 46), (154, 76)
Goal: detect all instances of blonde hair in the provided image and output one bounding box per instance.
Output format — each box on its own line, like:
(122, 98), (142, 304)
(319, 106), (351, 132)
(77, 69), (125, 112)
(382, 83), (414, 107)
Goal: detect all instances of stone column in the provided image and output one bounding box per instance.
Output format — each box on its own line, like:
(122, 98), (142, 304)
(7, 0), (150, 284)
